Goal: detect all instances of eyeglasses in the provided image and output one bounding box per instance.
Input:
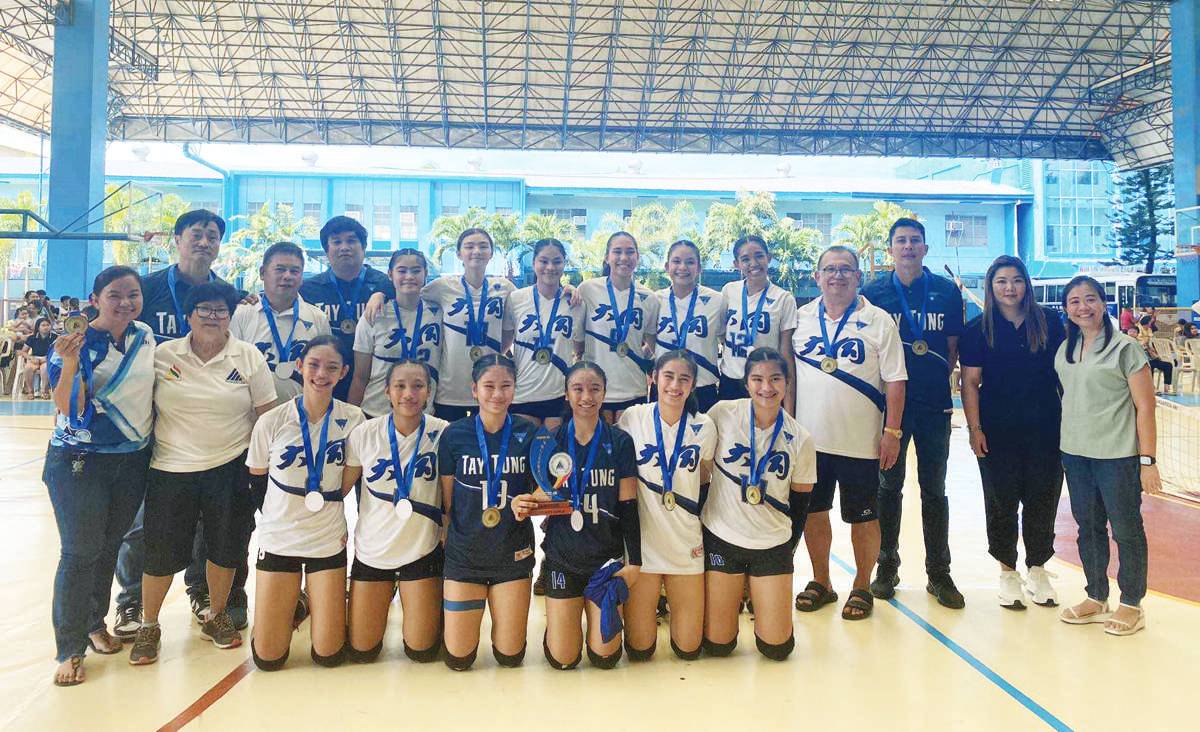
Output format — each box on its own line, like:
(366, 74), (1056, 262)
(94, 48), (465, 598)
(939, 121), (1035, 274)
(193, 305), (230, 319)
(819, 266), (858, 278)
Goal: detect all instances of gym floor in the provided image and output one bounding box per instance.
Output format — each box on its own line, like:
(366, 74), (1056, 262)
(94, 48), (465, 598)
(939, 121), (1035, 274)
(1, 401), (1196, 731)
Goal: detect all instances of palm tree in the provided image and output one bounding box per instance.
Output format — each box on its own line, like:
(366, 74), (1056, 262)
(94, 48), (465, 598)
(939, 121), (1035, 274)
(221, 202), (318, 290)
(832, 201), (916, 275)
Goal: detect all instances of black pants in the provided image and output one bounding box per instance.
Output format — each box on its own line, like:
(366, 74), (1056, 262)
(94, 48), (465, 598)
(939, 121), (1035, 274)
(1148, 358), (1173, 387)
(976, 435), (1063, 569)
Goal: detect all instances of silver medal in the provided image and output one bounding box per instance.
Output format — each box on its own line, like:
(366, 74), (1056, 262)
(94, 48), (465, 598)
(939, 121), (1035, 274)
(304, 491), (325, 512)
(275, 362), (294, 379)
(570, 509), (584, 532)
(394, 498), (414, 521)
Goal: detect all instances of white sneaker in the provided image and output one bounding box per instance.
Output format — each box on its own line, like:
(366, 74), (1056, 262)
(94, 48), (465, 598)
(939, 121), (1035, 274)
(1025, 566), (1058, 607)
(998, 570), (1026, 610)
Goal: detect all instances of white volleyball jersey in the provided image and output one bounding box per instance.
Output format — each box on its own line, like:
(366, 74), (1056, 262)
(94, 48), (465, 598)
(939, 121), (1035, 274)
(617, 403), (717, 575)
(719, 280), (798, 380)
(653, 285), (727, 389)
(352, 299), (442, 417)
(246, 398), (365, 558)
(702, 399), (817, 549)
(791, 297), (907, 459)
(346, 414), (447, 569)
(504, 286), (581, 404)
(229, 295), (331, 402)
(423, 275), (515, 406)
(575, 277), (660, 402)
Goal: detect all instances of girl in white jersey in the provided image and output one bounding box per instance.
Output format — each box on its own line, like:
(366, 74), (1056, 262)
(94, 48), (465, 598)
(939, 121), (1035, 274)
(702, 348), (816, 660)
(654, 239), (726, 412)
(718, 235), (797, 405)
(349, 249), (443, 418)
(504, 238), (579, 428)
(246, 336), (365, 670)
(574, 231), (659, 423)
(343, 360), (447, 663)
(617, 351), (716, 660)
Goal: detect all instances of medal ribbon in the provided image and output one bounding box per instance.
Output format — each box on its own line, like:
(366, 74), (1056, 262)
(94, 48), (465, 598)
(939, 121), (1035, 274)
(296, 396), (334, 495)
(387, 414), (426, 504)
(653, 404), (688, 497)
(461, 276), (490, 347)
(669, 287), (699, 349)
(474, 414), (513, 511)
(605, 277), (637, 348)
(747, 405), (785, 494)
(262, 295), (300, 368)
(390, 299), (425, 359)
(68, 337), (97, 430)
(566, 419), (603, 513)
(891, 269), (930, 344)
(333, 266), (366, 323)
(818, 298), (855, 360)
(533, 286), (563, 352)
(167, 265), (216, 336)
(740, 282), (769, 347)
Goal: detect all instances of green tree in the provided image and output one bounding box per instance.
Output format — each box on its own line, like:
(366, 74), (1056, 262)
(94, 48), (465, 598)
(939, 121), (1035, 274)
(102, 184), (191, 267)
(582, 200), (701, 278)
(220, 202), (318, 290)
(1108, 165), (1174, 274)
(832, 200), (917, 274)
(698, 191), (823, 289)
(429, 208), (523, 277)
(0, 190), (39, 277)
(513, 213), (582, 265)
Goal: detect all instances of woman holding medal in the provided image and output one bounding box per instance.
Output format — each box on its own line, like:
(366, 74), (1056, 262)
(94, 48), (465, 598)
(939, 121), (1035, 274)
(654, 240), (726, 413)
(511, 361), (641, 670)
(617, 351), (717, 660)
(574, 232), (660, 423)
(344, 360), (447, 662)
(702, 348), (817, 660)
(349, 249), (443, 418)
(718, 235), (798, 404)
(437, 354), (538, 670)
(44, 267), (154, 686)
(245, 335), (365, 670)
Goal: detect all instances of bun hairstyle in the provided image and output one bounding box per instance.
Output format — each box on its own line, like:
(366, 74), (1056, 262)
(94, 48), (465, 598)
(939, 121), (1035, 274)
(559, 360), (608, 420)
(653, 349), (700, 416)
(456, 227), (494, 252)
(301, 334), (349, 365)
(470, 353), (517, 383)
(1062, 275), (1113, 364)
(385, 358), (435, 388)
(601, 231), (638, 277)
(92, 265), (141, 298)
(741, 347), (790, 389)
(388, 248), (428, 273)
(732, 234), (768, 261)
(532, 238), (568, 260)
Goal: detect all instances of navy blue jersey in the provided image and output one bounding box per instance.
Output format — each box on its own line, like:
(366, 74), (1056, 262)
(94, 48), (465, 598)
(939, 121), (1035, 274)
(137, 265), (237, 343)
(299, 265), (394, 400)
(436, 415), (537, 579)
(862, 268), (963, 413)
(541, 422), (638, 575)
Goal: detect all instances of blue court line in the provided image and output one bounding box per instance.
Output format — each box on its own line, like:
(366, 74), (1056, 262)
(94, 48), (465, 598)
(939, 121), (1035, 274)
(829, 553), (1071, 732)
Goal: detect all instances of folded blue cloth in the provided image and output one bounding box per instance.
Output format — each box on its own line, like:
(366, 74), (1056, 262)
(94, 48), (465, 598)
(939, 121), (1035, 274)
(584, 560), (629, 644)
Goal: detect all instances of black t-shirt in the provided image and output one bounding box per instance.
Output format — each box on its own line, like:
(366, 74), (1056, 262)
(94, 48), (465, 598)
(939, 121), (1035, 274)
(436, 415), (537, 578)
(959, 308), (1066, 444)
(137, 265), (237, 343)
(541, 421), (637, 575)
(24, 332), (56, 358)
(299, 265), (394, 400)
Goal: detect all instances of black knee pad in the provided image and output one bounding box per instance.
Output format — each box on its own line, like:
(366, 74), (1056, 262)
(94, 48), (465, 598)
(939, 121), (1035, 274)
(702, 635), (738, 657)
(404, 640), (441, 664)
(586, 644), (623, 669)
(310, 643), (346, 668)
(624, 637), (656, 662)
(346, 641), (383, 664)
(755, 634), (795, 661)
(493, 642), (527, 668)
(250, 641), (289, 672)
(670, 637), (702, 661)
(543, 634), (581, 671)
(443, 645), (478, 672)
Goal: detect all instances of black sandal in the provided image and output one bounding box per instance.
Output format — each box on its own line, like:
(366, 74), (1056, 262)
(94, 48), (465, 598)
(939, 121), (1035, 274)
(841, 589), (874, 621)
(794, 581), (838, 612)
(87, 629), (122, 655)
(53, 656), (85, 687)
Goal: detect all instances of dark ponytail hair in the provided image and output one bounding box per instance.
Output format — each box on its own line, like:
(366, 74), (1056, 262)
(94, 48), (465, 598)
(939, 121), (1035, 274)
(741, 347), (790, 389)
(532, 238), (568, 261)
(456, 227), (494, 252)
(470, 353), (517, 383)
(384, 358), (435, 388)
(388, 248), (428, 274)
(301, 334), (349, 366)
(1062, 275), (1113, 364)
(92, 265), (141, 298)
(732, 234), (768, 261)
(601, 231), (638, 277)
(653, 349), (700, 416)
(559, 360), (608, 420)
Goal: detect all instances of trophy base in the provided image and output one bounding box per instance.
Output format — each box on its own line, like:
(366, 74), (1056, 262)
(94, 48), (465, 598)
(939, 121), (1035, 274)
(526, 500), (573, 517)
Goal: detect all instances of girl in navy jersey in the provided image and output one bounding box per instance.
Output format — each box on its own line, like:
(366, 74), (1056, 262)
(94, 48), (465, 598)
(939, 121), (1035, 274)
(343, 360), (447, 663)
(511, 362), (642, 669)
(246, 336), (365, 670)
(702, 348), (816, 660)
(654, 240), (726, 412)
(617, 351), (717, 660)
(437, 354), (538, 670)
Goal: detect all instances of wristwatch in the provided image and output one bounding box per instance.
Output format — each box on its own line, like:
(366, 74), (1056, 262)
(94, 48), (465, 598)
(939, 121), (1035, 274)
(1139, 455), (1156, 466)
(883, 427), (903, 439)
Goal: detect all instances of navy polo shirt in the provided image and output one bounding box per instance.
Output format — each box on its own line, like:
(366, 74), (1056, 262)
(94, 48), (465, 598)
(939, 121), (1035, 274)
(862, 267), (963, 413)
(137, 265), (237, 343)
(299, 265), (394, 400)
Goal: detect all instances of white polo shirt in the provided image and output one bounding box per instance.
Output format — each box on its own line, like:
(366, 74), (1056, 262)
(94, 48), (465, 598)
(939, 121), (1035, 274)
(653, 285), (727, 389)
(791, 296), (907, 459)
(719, 280), (798, 380)
(575, 277), (660, 402)
(423, 275), (515, 407)
(352, 298), (442, 417)
(151, 333), (278, 472)
(229, 295), (331, 401)
(503, 285), (581, 405)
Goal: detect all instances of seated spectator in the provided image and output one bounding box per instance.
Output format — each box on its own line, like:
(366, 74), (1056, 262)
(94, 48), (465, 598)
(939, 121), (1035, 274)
(1126, 326), (1173, 395)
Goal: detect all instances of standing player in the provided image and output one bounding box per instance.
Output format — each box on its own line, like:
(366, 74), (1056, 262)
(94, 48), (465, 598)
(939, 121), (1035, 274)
(343, 360), (446, 663)
(719, 235), (797, 404)
(424, 229), (515, 421)
(348, 249), (442, 418)
(617, 351), (717, 660)
(702, 348), (815, 660)
(791, 246), (906, 621)
(575, 232), (659, 423)
(230, 242), (331, 401)
(245, 336), (365, 670)
(861, 218), (965, 609)
(654, 239), (726, 412)
(437, 355), (538, 670)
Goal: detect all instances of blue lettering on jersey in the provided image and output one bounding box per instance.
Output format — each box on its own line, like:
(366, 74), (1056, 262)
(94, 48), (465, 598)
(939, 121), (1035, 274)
(722, 443), (791, 480)
(276, 439), (348, 470)
(366, 452), (436, 483)
(518, 312), (573, 338)
(637, 443), (701, 471)
(383, 321), (442, 351)
(658, 314), (709, 339)
(254, 340), (308, 368)
(797, 335), (866, 364)
(592, 304), (644, 330)
(447, 295), (503, 319)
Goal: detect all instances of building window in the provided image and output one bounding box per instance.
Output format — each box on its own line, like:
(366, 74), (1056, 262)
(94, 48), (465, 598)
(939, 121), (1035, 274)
(540, 208), (588, 233)
(945, 215), (988, 247)
(303, 202), (322, 221)
(399, 206), (418, 240)
(373, 204), (391, 241)
(495, 207), (513, 216)
(344, 205), (363, 221)
(622, 209), (633, 219)
(441, 205), (459, 216)
(197, 201), (221, 214)
(247, 201), (265, 214)
(786, 212), (833, 242)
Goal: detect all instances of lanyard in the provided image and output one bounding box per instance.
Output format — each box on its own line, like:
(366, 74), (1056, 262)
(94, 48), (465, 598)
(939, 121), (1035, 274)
(68, 334), (98, 430)
(818, 298), (855, 358)
(167, 265), (216, 336)
(566, 419), (603, 513)
(262, 296), (300, 365)
(474, 414), (513, 510)
(461, 276), (490, 346)
(387, 414), (426, 503)
(605, 277), (637, 346)
(891, 269), (930, 341)
(653, 404), (688, 496)
(669, 287), (699, 349)
(296, 396), (334, 494)
(332, 267), (366, 321)
(390, 299), (425, 359)
(532, 286), (564, 351)
(741, 281), (769, 346)
(747, 405), (785, 486)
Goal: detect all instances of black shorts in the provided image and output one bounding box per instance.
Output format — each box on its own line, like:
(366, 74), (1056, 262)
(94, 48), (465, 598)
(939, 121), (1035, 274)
(810, 452), (879, 524)
(511, 397), (566, 421)
(602, 395), (646, 414)
(351, 545), (445, 583)
(256, 547), (348, 574)
(143, 454), (252, 576)
(443, 557), (534, 586)
(432, 403), (477, 422)
(702, 528), (794, 577)
(717, 374), (749, 402)
(542, 557), (599, 599)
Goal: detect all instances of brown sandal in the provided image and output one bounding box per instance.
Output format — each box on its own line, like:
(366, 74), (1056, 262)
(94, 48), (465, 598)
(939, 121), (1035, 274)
(53, 656), (85, 687)
(794, 581), (838, 612)
(841, 589), (874, 621)
(88, 629), (122, 655)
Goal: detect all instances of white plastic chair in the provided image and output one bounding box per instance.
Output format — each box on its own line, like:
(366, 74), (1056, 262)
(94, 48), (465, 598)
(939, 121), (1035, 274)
(1152, 337), (1195, 394)
(11, 353), (28, 399)
(0, 337), (13, 395)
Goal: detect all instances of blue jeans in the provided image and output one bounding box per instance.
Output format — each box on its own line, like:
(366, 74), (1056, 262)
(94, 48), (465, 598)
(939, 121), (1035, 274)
(1061, 454), (1147, 607)
(877, 409), (952, 577)
(44, 446), (150, 662)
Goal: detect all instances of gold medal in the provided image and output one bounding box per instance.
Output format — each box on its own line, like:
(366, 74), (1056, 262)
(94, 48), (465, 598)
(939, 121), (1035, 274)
(64, 315), (88, 335)
(820, 356), (838, 374)
(340, 318), (357, 335)
(911, 339), (929, 356)
(616, 342), (630, 357)
(469, 345), (484, 361)
(746, 484), (762, 505)
(534, 348), (552, 365)
(481, 506), (502, 528)
(662, 491), (676, 511)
